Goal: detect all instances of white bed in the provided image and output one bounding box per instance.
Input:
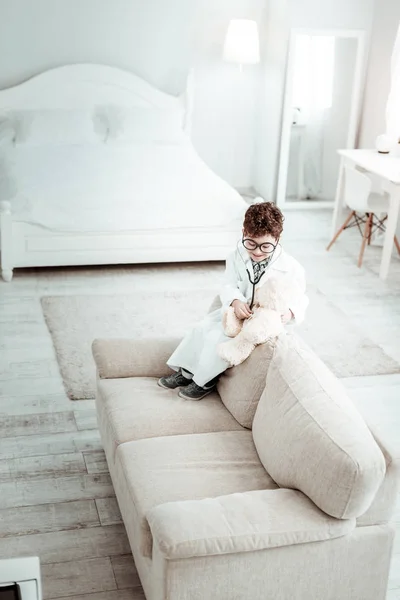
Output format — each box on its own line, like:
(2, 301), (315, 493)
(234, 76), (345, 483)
(0, 64), (247, 281)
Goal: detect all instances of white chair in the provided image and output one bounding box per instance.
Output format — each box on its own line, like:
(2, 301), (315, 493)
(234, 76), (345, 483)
(327, 166), (400, 267)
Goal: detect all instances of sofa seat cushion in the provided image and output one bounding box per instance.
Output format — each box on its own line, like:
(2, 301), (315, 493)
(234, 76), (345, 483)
(148, 489), (356, 560)
(96, 377), (244, 461)
(114, 430), (278, 557)
(253, 333), (386, 520)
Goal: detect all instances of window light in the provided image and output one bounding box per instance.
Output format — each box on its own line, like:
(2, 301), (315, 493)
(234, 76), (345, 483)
(292, 35), (335, 110)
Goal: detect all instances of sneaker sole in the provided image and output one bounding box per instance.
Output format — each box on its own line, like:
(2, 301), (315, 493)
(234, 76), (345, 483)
(178, 388), (214, 401)
(157, 379), (177, 390)
(157, 378), (191, 390)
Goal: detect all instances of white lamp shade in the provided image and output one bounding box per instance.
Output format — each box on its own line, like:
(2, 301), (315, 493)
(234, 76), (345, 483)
(223, 19), (260, 65)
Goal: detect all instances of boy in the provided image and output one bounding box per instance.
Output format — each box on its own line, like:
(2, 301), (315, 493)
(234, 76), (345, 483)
(158, 202), (308, 400)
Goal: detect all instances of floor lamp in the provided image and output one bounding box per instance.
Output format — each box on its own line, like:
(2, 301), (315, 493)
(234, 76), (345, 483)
(223, 19), (260, 71)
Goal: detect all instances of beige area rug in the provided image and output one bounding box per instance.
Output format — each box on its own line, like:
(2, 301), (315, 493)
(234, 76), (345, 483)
(41, 288), (400, 400)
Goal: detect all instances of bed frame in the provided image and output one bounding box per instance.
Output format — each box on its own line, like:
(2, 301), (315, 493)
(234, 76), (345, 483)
(0, 64), (241, 281)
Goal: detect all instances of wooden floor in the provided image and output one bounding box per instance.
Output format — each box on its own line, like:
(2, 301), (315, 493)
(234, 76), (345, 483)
(0, 209), (399, 599)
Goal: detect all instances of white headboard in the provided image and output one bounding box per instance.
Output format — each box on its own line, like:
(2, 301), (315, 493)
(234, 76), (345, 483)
(0, 63), (194, 133)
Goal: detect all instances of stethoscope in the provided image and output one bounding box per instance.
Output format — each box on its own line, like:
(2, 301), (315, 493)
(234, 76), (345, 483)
(236, 239), (281, 309)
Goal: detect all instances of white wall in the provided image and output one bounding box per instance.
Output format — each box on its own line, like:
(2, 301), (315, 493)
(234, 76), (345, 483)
(0, 0), (267, 189)
(0, 0), (194, 96)
(190, 0), (268, 189)
(254, 0), (375, 201)
(358, 0), (400, 148)
(322, 38), (357, 200)
(253, 0), (290, 200)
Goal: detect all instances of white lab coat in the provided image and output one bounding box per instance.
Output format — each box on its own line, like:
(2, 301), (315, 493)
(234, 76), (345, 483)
(167, 245), (308, 387)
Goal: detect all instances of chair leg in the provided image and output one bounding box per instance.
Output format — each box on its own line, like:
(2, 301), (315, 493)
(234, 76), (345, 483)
(394, 235), (400, 255)
(358, 213), (373, 268)
(368, 213), (374, 245)
(326, 211), (355, 251)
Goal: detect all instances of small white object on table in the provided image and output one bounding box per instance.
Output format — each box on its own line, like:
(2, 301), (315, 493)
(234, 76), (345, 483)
(332, 149), (400, 279)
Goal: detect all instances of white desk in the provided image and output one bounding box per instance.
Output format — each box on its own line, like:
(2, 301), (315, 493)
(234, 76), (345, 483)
(333, 149), (400, 279)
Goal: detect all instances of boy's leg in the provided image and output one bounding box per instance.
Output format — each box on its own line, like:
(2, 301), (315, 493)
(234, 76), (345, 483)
(162, 311), (229, 398)
(158, 368), (193, 390)
(166, 322), (206, 380)
(181, 369), (194, 378)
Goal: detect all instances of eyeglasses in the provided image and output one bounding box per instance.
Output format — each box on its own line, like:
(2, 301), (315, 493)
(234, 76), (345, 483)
(242, 238), (277, 254)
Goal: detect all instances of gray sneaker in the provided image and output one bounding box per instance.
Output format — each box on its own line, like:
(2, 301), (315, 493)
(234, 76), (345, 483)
(178, 382), (216, 401)
(158, 371), (192, 390)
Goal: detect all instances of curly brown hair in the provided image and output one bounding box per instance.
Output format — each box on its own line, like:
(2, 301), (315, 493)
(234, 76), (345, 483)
(243, 202), (284, 239)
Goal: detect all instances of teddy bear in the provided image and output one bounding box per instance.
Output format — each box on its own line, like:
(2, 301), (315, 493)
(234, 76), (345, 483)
(218, 276), (301, 367)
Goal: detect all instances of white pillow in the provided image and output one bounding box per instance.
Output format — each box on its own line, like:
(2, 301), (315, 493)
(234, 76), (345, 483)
(11, 109), (100, 145)
(98, 105), (188, 145)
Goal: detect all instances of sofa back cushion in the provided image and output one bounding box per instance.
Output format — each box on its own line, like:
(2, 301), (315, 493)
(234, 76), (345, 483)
(209, 296), (275, 429)
(252, 333), (386, 519)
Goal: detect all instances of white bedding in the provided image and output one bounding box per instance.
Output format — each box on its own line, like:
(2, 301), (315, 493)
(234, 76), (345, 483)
(6, 141), (246, 232)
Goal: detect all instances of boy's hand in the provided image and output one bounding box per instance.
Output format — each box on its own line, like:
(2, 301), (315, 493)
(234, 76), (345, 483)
(231, 300), (252, 320)
(281, 310), (294, 324)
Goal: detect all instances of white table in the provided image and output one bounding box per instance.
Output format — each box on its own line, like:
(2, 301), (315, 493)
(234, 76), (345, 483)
(333, 149), (400, 279)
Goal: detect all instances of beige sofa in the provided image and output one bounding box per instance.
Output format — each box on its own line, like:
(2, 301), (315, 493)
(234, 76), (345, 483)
(92, 332), (398, 600)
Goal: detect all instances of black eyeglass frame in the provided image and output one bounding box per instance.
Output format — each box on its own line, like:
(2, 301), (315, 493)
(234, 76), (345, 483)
(242, 237), (278, 254)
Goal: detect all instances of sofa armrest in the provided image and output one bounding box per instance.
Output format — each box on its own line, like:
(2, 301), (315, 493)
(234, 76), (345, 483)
(147, 489), (355, 560)
(92, 337), (181, 379)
